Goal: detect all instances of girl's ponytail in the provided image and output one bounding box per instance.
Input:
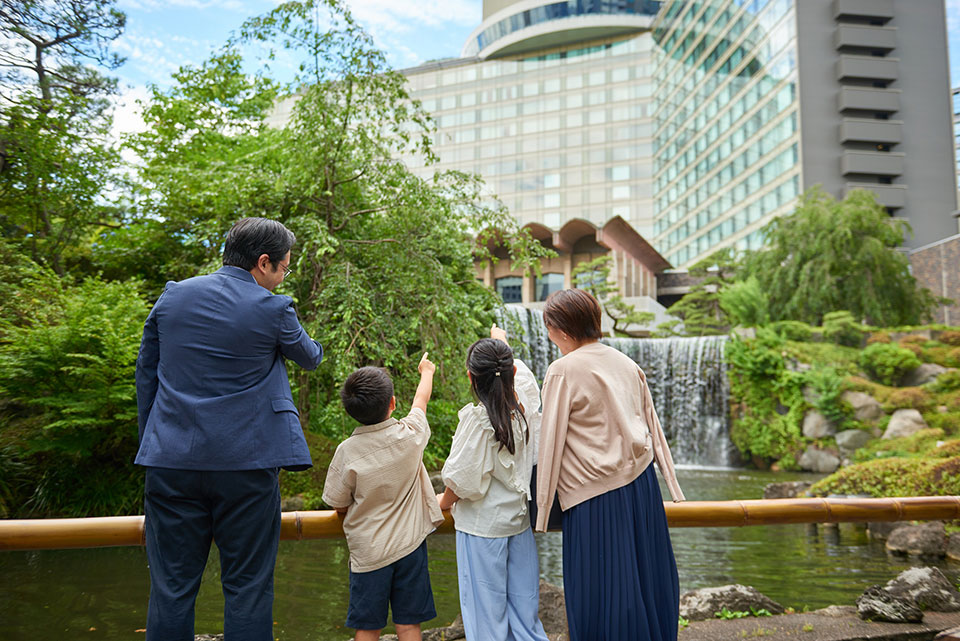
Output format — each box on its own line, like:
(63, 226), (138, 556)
(466, 338), (528, 454)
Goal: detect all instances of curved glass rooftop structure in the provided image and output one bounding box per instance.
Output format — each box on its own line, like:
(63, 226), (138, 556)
(463, 0), (662, 59)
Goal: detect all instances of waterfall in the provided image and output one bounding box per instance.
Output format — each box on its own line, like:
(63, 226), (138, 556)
(496, 305), (734, 468)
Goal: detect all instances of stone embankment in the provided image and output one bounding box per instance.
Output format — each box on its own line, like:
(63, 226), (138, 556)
(193, 565), (960, 641)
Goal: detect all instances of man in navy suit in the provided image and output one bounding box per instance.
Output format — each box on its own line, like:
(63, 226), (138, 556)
(135, 217), (323, 641)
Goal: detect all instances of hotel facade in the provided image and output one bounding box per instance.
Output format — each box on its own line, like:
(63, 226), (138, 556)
(396, 0), (958, 304)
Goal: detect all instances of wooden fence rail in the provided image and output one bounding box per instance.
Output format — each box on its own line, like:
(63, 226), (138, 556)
(1, 496), (958, 552)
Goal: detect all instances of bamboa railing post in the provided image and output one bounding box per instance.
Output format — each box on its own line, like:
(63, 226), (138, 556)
(2, 496), (959, 551)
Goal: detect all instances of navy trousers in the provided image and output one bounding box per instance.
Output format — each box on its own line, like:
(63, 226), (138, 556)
(143, 467), (281, 641)
(561, 466), (680, 641)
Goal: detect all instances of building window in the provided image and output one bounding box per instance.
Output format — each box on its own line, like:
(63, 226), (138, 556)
(535, 273), (564, 301)
(496, 276), (522, 303)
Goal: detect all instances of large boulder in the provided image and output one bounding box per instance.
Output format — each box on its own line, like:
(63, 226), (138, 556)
(763, 481), (812, 499)
(948, 533), (960, 561)
(538, 581), (568, 636)
(422, 616), (465, 641)
(902, 364), (951, 387)
(857, 585), (924, 622)
(679, 584), (784, 621)
(802, 410), (836, 439)
(883, 409), (929, 440)
(885, 567), (960, 611)
(885, 521), (947, 557)
(836, 429), (872, 453)
(868, 521), (904, 541)
(798, 446), (841, 474)
(843, 391), (884, 422)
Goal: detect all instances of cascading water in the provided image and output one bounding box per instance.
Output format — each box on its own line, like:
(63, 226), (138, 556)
(496, 305), (735, 468)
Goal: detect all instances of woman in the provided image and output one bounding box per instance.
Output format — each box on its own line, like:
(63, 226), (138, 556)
(534, 288), (685, 641)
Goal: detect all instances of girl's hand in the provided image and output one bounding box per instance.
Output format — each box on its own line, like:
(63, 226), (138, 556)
(490, 324), (508, 344)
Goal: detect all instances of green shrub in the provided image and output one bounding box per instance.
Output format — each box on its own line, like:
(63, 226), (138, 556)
(885, 387), (934, 411)
(854, 428), (944, 462)
(932, 439), (960, 458)
(0, 277), (149, 516)
(940, 330), (960, 346)
(925, 412), (960, 436)
(805, 366), (849, 423)
(719, 277), (770, 327)
(867, 331), (892, 345)
(858, 342), (922, 386)
(822, 311), (866, 347)
(770, 320), (814, 342)
(810, 456), (960, 497)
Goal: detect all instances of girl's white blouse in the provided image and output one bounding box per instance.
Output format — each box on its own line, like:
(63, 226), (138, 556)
(441, 359), (541, 538)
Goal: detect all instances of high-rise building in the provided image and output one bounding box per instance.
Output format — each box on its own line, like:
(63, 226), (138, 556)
(400, 0), (958, 271)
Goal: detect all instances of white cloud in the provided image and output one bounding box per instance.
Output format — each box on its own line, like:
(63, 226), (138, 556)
(117, 0), (248, 12)
(110, 85), (152, 140)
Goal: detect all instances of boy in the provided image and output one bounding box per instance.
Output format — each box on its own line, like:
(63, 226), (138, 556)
(323, 353), (444, 641)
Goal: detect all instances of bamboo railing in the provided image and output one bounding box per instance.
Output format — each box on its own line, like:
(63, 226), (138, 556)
(2, 496), (958, 552)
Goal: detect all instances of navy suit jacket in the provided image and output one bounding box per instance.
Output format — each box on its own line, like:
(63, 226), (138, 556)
(135, 266), (323, 471)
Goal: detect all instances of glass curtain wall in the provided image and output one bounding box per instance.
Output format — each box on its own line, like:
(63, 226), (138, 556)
(404, 33), (658, 238)
(651, 0), (801, 268)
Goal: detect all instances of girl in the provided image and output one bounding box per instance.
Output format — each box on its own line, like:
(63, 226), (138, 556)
(439, 326), (549, 641)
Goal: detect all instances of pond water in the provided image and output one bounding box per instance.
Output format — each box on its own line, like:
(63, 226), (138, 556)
(2, 467), (956, 640)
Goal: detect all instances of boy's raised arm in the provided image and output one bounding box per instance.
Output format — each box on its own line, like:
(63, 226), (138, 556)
(411, 352), (435, 414)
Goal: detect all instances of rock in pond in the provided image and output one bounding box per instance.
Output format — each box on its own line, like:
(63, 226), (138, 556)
(856, 585), (924, 623)
(679, 584), (784, 621)
(886, 521), (947, 557)
(762, 481), (812, 499)
(885, 566), (960, 611)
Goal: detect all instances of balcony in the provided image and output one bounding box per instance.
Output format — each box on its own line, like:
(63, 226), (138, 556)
(834, 25), (896, 52)
(841, 151), (904, 176)
(834, 0), (894, 23)
(838, 86), (900, 113)
(844, 182), (907, 209)
(836, 55), (899, 82)
(839, 118), (902, 144)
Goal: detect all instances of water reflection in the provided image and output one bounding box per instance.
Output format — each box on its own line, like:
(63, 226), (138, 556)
(2, 468), (957, 640)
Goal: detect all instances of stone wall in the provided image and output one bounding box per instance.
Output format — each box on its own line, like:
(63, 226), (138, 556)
(909, 233), (960, 325)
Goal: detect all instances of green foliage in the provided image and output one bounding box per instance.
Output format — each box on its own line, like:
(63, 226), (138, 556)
(667, 247), (740, 336)
(0, 264), (148, 516)
(572, 255), (654, 335)
(716, 607), (750, 619)
(719, 276), (770, 327)
(678, 616), (689, 630)
(858, 343), (922, 386)
(804, 366), (849, 424)
(743, 188), (940, 326)
(0, 0), (127, 274)
(727, 329), (806, 461)
(853, 428), (944, 462)
(770, 320), (814, 342)
(810, 456), (960, 497)
(821, 311), (866, 347)
(932, 370), (960, 393)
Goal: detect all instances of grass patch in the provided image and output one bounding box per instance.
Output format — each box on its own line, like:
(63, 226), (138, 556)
(810, 456), (960, 497)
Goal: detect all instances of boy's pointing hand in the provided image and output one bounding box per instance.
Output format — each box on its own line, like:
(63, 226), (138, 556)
(418, 352), (436, 376)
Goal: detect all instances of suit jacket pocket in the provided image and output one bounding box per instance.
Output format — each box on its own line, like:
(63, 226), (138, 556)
(271, 398), (299, 415)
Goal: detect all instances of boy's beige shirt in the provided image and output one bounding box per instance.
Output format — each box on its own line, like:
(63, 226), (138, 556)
(322, 407), (443, 572)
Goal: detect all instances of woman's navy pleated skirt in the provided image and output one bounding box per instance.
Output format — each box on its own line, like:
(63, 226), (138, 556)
(561, 465), (679, 641)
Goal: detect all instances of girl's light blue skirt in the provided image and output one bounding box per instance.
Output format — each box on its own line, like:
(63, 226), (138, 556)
(561, 465), (680, 641)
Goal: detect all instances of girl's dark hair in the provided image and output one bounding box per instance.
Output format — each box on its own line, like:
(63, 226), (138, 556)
(467, 338), (527, 455)
(543, 288), (602, 341)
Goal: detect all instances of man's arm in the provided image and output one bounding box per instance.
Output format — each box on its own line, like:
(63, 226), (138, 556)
(411, 352), (435, 414)
(277, 302), (323, 370)
(135, 296), (163, 443)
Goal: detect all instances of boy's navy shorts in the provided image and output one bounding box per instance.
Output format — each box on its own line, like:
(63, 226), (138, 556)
(346, 539), (436, 630)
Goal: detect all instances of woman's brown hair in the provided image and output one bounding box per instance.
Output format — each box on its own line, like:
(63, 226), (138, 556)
(543, 288), (602, 341)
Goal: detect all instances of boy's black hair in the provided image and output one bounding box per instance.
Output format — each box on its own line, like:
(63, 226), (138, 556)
(341, 367), (394, 425)
(222, 217), (296, 271)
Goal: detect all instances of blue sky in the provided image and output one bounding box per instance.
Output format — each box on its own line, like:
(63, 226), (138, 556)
(111, 0), (960, 132)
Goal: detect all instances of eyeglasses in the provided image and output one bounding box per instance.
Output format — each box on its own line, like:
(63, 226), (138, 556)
(281, 263), (293, 278)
